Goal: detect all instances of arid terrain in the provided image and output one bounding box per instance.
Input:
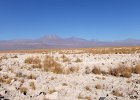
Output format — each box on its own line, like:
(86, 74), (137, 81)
(0, 47), (140, 100)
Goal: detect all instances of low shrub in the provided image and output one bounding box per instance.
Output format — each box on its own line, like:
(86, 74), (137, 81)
(95, 84), (102, 89)
(109, 65), (132, 78)
(24, 57), (41, 64)
(133, 64), (140, 74)
(29, 82), (35, 90)
(75, 58), (82, 63)
(92, 67), (101, 74)
(43, 55), (62, 74)
(20, 87), (28, 95)
(112, 89), (123, 97)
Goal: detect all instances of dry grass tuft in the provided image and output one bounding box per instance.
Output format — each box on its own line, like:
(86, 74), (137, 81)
(24, 57), (41, 64)
(16, 72), (23, 77)
(77, 94), (83, 99)
(24, 57), (42, 69)
(5, 78), (12, 84)
(63, 66), (79, 74)
(27, 74), (36, 80)
(78, 94), (91, 100)
(32, 63), (42, 68)
(43, 55), (62, 74)
(61, 55), (70, 62)
(133, 64), (140, 74)
(20, 79), (24, 84)
(126, 79), (131, 83)
(109, 65), (132, 78)
(112, 89), (123, 97)
(84, 96), (92, 100)
(92, 67), (101, 74)
(95, 84), (102, 89)
(75, 58), (82, 63)
(29, 82), (36, 90)
(20, 87), (28, 95)
(0, 56), (8, 60)
(62, 83), (67, 86)
(48, 89), (56, 94)
(102, 77), (106, 80)
(8, 68), (13, 72)
(0, 75), (12, 84)
(85, 86), (92, 91)
(50, 77), (56, 80)
(85, 47), (140, 54)
(3, 74), (9, 79)
(121, 71), (132, 78)
(0, 77), (5, 83)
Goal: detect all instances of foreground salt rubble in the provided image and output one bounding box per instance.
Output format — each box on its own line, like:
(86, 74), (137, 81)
(0, 52), (140, 100)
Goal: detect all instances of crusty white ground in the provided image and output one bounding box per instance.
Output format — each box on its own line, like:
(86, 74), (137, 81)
(0, 52), (140, 100)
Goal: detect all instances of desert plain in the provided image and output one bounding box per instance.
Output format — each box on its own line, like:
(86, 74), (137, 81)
(0, 47), (140, 100)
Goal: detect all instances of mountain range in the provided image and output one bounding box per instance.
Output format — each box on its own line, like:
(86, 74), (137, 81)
(0, 35), (140, 50)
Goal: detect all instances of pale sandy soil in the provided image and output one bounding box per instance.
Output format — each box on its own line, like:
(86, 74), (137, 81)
(0, 52), (140, 100)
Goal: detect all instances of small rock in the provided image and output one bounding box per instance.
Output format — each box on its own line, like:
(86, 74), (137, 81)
(99, 97), (106, 100)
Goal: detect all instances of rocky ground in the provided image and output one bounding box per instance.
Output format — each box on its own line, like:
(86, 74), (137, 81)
(0, 51), (140, 100)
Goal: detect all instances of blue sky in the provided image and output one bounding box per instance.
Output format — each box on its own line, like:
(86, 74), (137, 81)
(0, 0), (140, 41)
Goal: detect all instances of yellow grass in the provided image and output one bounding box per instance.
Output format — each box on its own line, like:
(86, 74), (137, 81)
(24, 57), (41, 64)
(27, 74), (36, 79)
(1, 46), (140, 54)
(92, 67), (101, 74)
(20, 87), (28, 95)
(133, 64), (140, 74)
(85, 86), (92, 91)
(75, 58), (82, 62)
(29, 82), (35, 90)
(95, 84), (102, 89)
(109, 65), (132, 78)
(43, 55), (62, 74)
(112, 89), (123, 97)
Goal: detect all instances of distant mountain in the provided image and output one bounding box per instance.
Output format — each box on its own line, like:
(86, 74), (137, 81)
(0, 35), (140, 50)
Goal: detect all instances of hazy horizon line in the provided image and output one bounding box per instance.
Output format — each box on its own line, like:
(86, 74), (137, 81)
(0, 34), (139, 42)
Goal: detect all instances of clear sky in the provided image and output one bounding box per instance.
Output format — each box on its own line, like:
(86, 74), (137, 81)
(0, 0), (140, 41)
